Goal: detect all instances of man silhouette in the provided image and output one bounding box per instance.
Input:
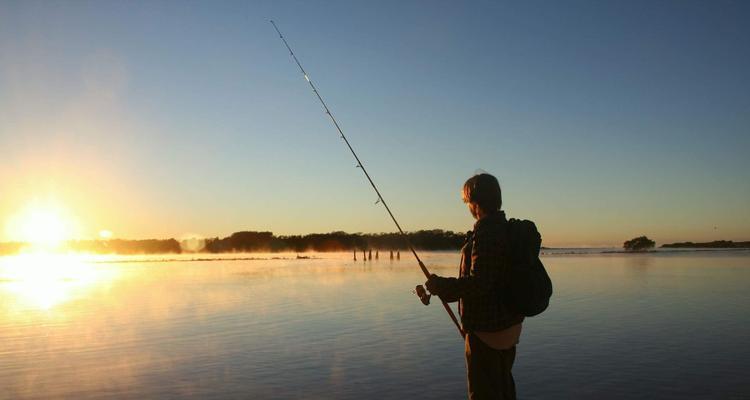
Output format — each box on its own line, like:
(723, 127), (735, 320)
(427, 173), (524, 400)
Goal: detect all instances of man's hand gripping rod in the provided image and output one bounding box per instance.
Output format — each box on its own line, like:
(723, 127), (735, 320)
(270, 21), (463, 338)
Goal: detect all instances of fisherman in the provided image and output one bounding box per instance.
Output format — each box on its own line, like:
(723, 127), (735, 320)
(426, 173), (524, 400)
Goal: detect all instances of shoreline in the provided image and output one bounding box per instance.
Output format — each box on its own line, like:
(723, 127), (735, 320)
(2, 248), (749, 265)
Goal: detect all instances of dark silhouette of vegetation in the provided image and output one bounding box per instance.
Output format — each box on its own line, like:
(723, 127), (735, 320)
(623, 236), (656, 252)
(0, 230), (467, 255)
(202, 229), (466, 253)
(661, 240), (750, 249)
(204, 231), (276, 252)
(67, 239), (181, 254)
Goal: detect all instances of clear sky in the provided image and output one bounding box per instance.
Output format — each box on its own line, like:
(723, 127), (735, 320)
(1, 1), (748, 247)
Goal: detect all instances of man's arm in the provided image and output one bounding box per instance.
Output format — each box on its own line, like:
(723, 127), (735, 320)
(426, 233), (504, 301)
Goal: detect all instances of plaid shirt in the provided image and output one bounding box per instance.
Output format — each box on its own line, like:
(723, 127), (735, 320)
(435, 211), (524, 332)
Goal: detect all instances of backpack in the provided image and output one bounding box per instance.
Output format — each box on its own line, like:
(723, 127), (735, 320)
(504, 218), (552, 317)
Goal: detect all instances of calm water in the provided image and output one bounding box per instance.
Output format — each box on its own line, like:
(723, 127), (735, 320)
(1, 251), (749, 399)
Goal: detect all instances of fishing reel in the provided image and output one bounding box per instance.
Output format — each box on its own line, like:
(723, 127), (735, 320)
(414, 284), (431, 306)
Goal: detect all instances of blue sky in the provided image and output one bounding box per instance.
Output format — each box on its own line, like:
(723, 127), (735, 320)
(1, 1), (748, 246)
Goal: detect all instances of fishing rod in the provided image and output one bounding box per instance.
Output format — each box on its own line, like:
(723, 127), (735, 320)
(270, 20), (463, 337)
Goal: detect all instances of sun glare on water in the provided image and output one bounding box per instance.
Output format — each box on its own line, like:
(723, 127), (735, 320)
(0, 201), (118, 312)
(0, 254), (119, 312)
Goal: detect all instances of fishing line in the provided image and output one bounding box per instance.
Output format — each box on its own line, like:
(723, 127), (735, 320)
(270, 20), (463, 337)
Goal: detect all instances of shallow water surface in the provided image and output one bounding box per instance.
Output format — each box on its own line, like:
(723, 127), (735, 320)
(1, 252), (748, 399)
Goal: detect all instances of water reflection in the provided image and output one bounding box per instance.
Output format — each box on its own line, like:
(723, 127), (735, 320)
(0, 252), (747, 399)
(624, 253), (655, 270)
(0, 253), (120, 311)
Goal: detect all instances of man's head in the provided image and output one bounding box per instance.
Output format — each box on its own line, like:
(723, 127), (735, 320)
(462, 173), (502, 219)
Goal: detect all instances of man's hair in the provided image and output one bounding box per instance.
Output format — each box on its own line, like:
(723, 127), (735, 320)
(462, 173), (502, 212)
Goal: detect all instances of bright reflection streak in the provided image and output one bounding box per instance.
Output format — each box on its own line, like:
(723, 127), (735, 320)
(0, 253), (119, 311)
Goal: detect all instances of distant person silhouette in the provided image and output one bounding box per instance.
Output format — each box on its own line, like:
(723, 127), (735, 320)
(426, 173), (524, 400)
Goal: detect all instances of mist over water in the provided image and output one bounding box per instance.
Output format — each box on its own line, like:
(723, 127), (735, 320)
(1, 252), (748, 399)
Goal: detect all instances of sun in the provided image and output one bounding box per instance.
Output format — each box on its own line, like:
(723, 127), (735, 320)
(5, 201), (77, 250)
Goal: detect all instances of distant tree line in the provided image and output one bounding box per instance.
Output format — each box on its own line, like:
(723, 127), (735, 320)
(201, 230), (466, 253)
(66, 239), (182, 254)
(661, 240), (750, 249)
(0, 230), (467, 255)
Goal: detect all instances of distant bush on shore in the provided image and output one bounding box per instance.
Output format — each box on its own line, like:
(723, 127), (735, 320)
(623, 236), (656, 252)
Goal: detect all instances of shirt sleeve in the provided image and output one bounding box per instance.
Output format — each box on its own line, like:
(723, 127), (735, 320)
(434, 232), (504, 301)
